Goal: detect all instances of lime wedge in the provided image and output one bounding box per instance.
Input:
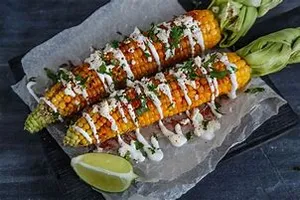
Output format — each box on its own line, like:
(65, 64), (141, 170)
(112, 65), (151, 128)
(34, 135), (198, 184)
(71, 152), (138, 192)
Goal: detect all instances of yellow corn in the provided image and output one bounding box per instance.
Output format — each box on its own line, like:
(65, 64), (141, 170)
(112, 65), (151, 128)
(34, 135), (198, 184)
(25, 9), (221, 133)
(64, 52), (251, 147)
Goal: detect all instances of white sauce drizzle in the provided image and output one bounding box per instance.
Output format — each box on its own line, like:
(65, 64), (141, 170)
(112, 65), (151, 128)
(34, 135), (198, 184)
(140, 79), (163, 119)
(219, 54), (238, 99)
(26, 81), (40, 102)
(104, 44), (134, 84)
(58, 68), (89, 101)
(130, 27), (161, 67)
(93, 100), (119, 132)
(135, 129), (163, 161)
(171, 69), (193, 106)
(85, 50), (115, 93)
(128, 103), (139, 127)
(72, 125), (93, 144)
(64, 82), (76, 97)
(155, 22), (174, 60)
(174, 15), (205, 54)
(114, 91), (129, 123)
(155, 73), (175, 106)
(83, 112), (99, 144)
(158, 120), (187, 147)
(191, 108), (220, 140)
(117, 134), (145, 162)
(195, 56), (222, 118)
(40, 97), (58, 113)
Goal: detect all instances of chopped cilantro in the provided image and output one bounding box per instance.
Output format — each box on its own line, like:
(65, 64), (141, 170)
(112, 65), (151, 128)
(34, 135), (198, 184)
(180, 59), (198, 80)
(110, 58), (119, 66)
(44, 68), (58, 83)
(202, 120), (209, 130)
(53, 112), (60, 120)
(136, 96), (149, 116)
(170, 26), (184, 49)
(210, 69), (229, 79)
(144, 52), (151, 58)
(123, 151), (131, 161)
(186, 132), (193, 141)
(148, 22), (158, 42)
(203, 54), (218, 69)
(111, 40), (119, 48)
(97, 63), (112, 76)
(58, 69), (71, 82)
(148, 147), (156, 154)
(134, 141), (144, 150)
(245, 87), (265, 94)
(147, 83), (158, 92)
(75, 75), (88, 87)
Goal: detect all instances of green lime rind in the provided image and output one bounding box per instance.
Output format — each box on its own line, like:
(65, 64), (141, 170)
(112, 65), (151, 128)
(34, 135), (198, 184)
(71, 153), (138, 193)
(24, 101), (57, 133)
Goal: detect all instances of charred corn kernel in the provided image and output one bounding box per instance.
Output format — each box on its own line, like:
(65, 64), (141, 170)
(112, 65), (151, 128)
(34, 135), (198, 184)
(64, 52), (251, 147)
(25, 10), (221, 133)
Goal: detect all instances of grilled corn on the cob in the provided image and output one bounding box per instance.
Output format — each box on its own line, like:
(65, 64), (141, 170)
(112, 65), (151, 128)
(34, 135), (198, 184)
(64, 52), (251, 147)
(25, 10), (221, 133)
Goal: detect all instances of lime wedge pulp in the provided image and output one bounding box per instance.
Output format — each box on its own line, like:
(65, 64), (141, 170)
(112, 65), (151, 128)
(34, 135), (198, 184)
(71, 152), (138, 193)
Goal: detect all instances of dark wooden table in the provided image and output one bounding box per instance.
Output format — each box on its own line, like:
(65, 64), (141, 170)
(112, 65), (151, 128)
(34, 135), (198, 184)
(1, 1), (300, 199)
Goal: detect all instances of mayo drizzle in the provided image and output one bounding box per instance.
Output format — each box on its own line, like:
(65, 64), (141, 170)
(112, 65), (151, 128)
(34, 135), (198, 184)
(174, 15), (205, 55)
(117, 134), (145, 162)
(191, 108), (220, 140)
(219, 54), (238, 99)
(155, 22), (174, 60)
(155, 73), (174, 106)
(93, 100), (119, 132)
(130, 27), (161, 68)
(158, 120), (187, 147)
(135, 129), (163, 161)
(195, 56), (222, 118)
(72, 125), (93, 144)
(85, 50), (115, 93)
(140, 79), (163, 119)
(104, 44), (134, 84)
(83, 112), (99, 144)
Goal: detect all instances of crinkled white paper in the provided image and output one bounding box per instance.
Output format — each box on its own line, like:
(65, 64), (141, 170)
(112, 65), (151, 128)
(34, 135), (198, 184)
(11, 0), (286, 199)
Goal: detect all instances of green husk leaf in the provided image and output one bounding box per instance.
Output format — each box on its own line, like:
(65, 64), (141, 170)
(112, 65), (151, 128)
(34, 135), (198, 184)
(209, 0), (281, 47)
(237, 28), (300, 77)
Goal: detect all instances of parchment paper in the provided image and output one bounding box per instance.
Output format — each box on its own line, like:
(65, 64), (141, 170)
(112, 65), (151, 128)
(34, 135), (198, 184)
(11, 0), (286, 199)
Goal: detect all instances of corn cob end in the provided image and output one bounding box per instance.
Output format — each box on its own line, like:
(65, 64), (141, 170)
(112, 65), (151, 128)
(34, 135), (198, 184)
(63, 128), (82, 147)
(24, 101), (57, 133)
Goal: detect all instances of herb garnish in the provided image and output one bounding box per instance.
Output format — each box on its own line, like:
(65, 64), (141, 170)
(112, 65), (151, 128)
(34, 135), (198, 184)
(97, 63), (112, 76)
(44, 68), (58, 83)
(147, 83), (158, 93)
(136, 96), (149, 116)
(148, 147), (156, 154)
(123, 151), (131, 161)
(202, 54), (218, 69)
(144, 52), (151, 58)
(148, 22), (158, 42)
(134, 141), (144, 150)
(202, 120), (209, 130)
(245, 87), (265, 94)
(58, 69), (71, 82)
(75, 75), (88, 87)
(210, 69), (230, 79)
(170, 26), (184, 49)
(111, 40), (119, 49)
(180, 59), (198, 79)
(186, 132), (193, 141)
